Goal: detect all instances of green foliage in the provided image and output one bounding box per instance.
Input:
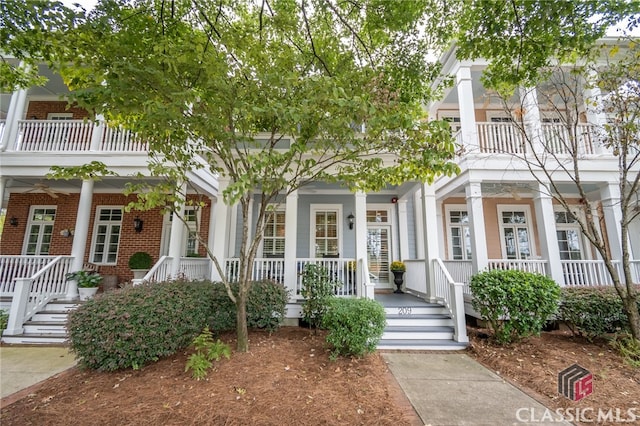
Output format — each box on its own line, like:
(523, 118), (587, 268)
(610, 335), (640, 368)
(128, 251), (153, 269)
(185, 327), (231, 380)
(66, 270), (102, 288)
(470, 270), (561, 344)
(209, 280), (289, 332)
(558, 287), (640, 340)
(322, 298), (386, 360)
(67, 280), (214, 371)
(0, 310), (8, 334)
(300, 264), (339, 331)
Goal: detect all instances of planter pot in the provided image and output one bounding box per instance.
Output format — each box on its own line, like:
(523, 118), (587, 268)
(132, 269), (149, 280)
(78, 287), (99, 301)
(392, 270), (405, 294)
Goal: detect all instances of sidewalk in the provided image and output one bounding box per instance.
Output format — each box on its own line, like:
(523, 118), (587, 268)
(383, 353), (570, 426)
(0, 346), (76, 405)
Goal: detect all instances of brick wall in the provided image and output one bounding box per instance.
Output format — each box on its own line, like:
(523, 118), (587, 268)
(1, 192), (212, 283)
(25, 101), (90, 120)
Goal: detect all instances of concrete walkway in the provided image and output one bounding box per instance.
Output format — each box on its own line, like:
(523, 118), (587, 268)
(383, 353), (570, 426)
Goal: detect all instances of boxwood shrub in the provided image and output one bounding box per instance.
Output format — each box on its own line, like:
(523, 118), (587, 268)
(557, 286), (640, 339)
(322, 298), (386, 360)
(209, 280), (289, 332)
(67, 280), (215, 371)
(470, 269), (561, 344)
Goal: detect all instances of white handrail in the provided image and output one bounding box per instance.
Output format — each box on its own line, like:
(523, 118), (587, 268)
(433, 258), (468, 344)
(0, 255), (58, 295)
(137, 255), (173, 284)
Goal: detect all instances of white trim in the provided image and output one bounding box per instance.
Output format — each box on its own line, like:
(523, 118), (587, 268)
(496, 204), (537, 259)
(366, 203), (397, 259)
(46, 112), (74, 120)
(159, 207), (201, 257)
(553, 205), (591, 260)
(259, 204), (286, 257)
(309, 204), (343, 257)
(89, 205), (123, 265)
(22, 205), (57, 255)
(444, 204), (472, 260)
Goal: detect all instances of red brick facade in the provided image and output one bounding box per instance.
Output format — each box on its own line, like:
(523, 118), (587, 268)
(25, 101), (90, 120)
(1, 193), (211, 283)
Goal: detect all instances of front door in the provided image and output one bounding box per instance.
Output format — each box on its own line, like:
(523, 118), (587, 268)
(367, 225), (391, 286)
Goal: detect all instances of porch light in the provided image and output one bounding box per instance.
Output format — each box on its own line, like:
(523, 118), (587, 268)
(9, 217), (18, 227)
(347, 213), (354, 230)
(133, 217), (144, 233)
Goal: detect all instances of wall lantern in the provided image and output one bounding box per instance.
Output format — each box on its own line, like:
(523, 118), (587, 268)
(9, 217), (18, 227)
(133, 217), (144, 233)
(60, 228), (74, 238)
(347, 213), (355, 230)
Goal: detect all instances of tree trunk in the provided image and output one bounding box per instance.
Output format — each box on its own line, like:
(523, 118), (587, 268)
(623, 295), (640, 342)
(236, 288), (249, 352)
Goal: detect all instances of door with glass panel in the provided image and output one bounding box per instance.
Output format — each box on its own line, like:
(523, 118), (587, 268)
(366, 226), (391, 285)
(23, 207), (56, 255)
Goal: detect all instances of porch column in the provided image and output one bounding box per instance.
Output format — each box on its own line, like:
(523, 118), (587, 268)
(421, 184), (439, 302)
(67, 179), (94, 298)
(583, 70), (609, 155)
(89, 114), (105, 151)
(532, 182), (564, 285)
(169, 182), (188, 278)
(207, 196), (216, 277)
(0, 177), (6, 209)
(519, 86), (544, 154)
(283, 189), (298, 298)
(465, 182), (488, 273)
(456, 65), (479, 152)
(354, 191), (369, 298)
(397, 198), (410, 260)
(414, 190), (425, 258)
(1, 77), (28, 151)
(600, 183), (623, 262)
(210, 179), (230, 281)
(436, 200), (445, 258)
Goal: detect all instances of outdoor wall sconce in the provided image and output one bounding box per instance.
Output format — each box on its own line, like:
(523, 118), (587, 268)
(133, 217), (144, 233)
(347, 213), (355, 230)
(9, 217), (18, 227)
(60, 228), (74, 238)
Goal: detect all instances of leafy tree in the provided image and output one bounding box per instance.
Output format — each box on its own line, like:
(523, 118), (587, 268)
(54, 0), (459, 352)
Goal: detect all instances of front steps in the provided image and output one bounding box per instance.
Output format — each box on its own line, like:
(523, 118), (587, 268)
(377, 293), (467, 350)
(1, 299), (79, 345)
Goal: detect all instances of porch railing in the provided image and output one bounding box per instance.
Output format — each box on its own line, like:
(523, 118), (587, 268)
(560, 259), (640, 287)
(404, 259), (427, 295)
(294, 258), (356, 297)
(487, 259), (548, 275)
(4, 256), (73, 336)
(442, 260), (473, 295)
(432, 258), (468, 343)
(541, 123), (595, 155)
(0, 256), (59, 296)
(140, 256), (211, 283)
(101, 126), (148, 151)
(476, 122), (527, 154)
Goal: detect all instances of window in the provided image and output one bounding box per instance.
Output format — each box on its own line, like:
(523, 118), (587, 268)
(263, 209), (285, 257)
(498, 206), (534, 260)
(160, 208), (200, 256)
(311, 205), (341, 257)
(446, 206), (472, 260)
(91, 207), (122, 264)
(23, 206), (56, 255)
(366, 210), (388, 223)
(555, 210), (583, 260)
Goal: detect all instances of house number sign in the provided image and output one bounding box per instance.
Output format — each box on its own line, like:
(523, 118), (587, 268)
(398, 307), (412, 315)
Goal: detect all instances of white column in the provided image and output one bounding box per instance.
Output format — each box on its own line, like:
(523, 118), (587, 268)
(465, 182), (488, 273)
(583, 70), (609, 155)
(519, 86), (544, 154)
(89, 114), (105, 151)
(533, 183), (564, 285)
(169, 182), (188, 278)
(600, 183), (623, 261)
(421, 184), (439, 302)
(0, 177), (6, 209)
(1, 85), (28, 151)
(436, 200), (445, 258)
(456, 65), (478, 152)
(67, 179), (94, 298)
(210, 180), (230, 281)
(397, 198), (409, 260)
(283, 190), (299, 298)
(414, 190), (425, 258)
(354, 191), (368, 298)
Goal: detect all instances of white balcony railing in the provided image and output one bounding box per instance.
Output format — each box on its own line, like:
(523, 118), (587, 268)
(487, 259), (548, 275)
(476, 122), (527, 154)
(541, 123), (595, 155)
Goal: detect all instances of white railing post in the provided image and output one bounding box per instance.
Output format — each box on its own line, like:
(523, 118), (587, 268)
(450, 282), (469, 343)
(4, 278), (31, 335)
(284, 189), (299, 298)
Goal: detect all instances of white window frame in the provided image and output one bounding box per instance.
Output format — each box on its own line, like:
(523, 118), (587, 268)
(90, 206), (123, 265)
(553, 206), (590, 260)
(310, 204), (343, 257)
(437, 111), (462, 134)
(260, 205), (286, 257)
(497, 205), (536, 260)
(46, 112), (73, 120)
(159, 207), (201, 257)
(444, 204), (473, 260)
(485, 111), (514, 122)
(22, 205), (57, 255)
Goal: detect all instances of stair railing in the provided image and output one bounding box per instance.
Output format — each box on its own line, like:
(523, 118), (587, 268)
(4, 256), (74, 336)
(433, 258), (469, 344)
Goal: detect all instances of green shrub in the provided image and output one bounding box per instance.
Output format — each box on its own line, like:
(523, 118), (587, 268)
(558, 286), (640, 340)
(322, 298), (386, 360)
(470, 269), (561, 344)
(610, 335), (640, 368)
(185, 327), (231, 380)
(128, 251), (153, 269)
(0, 310), (8, 335)
(67, 280), (214, 371)
(300, 264), (339, 331)
(209, 280), (289, 332)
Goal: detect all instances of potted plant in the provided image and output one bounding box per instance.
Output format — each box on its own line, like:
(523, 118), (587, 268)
(128, 251), (153, 279)
(66, 270), (103, 300)
(390, 261), (406, 294)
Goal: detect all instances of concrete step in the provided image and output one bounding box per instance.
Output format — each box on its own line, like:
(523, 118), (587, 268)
(382, 325), (454, 340)
(377, 339), (467, 350)
(23, 321), (68, 335)
(385, 314), (453, 327)
(31, 311), (70, 322)
(1, 334), (68, 345)
(41, 299), (81, 312)
(383, 305), (449, 316)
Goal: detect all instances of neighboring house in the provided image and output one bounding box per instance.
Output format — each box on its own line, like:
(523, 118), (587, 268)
(0, 38), (638, 347)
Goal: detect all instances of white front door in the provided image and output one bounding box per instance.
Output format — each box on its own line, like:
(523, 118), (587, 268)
(367, 225), (391, 286)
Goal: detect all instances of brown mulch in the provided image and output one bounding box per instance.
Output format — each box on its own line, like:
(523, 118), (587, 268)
(2, 326), (639, 426)
(0, 327), (418, 426)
